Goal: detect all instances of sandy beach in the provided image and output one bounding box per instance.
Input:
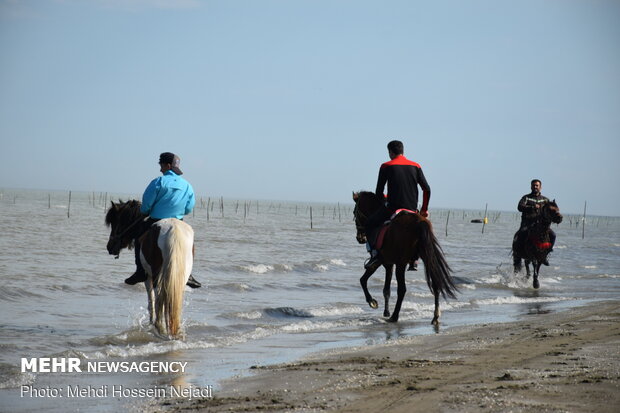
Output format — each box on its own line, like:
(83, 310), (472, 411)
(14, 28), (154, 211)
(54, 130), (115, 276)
(149, 300), (620, 412)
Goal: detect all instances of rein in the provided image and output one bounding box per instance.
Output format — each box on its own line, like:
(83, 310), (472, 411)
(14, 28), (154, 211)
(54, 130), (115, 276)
(110, 216), (147, 258)
(113, 216), (146, 240)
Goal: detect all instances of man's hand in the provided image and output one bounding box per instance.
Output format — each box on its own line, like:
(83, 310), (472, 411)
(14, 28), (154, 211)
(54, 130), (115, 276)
(420, 210), (429, 218)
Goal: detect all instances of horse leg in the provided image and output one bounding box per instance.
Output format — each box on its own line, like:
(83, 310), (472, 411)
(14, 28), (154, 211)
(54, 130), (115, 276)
(533, 262), (541, 289)
(524, 260), (532, 279)
(431, 288), (441, 325)
(360, 266), (380, 309)
(140, 228), (163, 328)
(388, 264), (407, 323)
(383, 265), (393, 318)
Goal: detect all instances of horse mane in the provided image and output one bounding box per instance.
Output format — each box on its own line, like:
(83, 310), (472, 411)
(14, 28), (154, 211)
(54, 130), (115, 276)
(105, 199), (143, 227)
(357, 191), (380, 201)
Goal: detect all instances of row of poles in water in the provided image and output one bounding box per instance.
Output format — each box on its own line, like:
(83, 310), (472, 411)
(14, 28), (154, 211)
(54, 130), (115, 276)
(2, 191), (599, 239)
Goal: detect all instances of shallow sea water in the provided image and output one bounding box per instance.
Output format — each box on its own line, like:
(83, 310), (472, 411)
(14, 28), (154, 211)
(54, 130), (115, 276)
(0, 190), (618, 412)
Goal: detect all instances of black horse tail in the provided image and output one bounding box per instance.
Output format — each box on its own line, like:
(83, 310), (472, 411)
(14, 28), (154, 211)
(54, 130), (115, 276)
(415, 218), (458, 300)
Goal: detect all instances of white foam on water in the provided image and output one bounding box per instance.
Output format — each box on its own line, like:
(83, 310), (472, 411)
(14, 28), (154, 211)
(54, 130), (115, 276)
(308, 304), (364, 317)
(472, 296), (570, 306)
(242, 264), (274, 274)
(230, 310), (263, 320)
(314, 264), (329, 272)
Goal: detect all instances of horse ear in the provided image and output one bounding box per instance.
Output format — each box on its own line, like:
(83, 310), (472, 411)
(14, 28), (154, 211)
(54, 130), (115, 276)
(110, 200), (116, 209)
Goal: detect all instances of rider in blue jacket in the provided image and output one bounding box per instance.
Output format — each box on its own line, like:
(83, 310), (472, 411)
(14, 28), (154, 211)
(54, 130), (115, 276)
(124, 152), (201, 288)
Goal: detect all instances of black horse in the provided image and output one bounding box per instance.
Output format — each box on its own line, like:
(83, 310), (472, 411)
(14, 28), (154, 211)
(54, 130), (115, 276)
(353, 192), (457, 324)
(512, 200), (563, 289)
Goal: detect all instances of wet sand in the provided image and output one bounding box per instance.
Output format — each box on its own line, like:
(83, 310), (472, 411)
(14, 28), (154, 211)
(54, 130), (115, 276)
(150, 300), (620, 412)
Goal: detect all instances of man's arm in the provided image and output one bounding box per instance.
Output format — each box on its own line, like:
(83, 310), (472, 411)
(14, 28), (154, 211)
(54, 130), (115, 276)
(518, 195), (533, 213)
(418, 168), (431, 217)
(375, 166), (388, 198)
(140, 178), (160, 216)
(184, 185), (196, 216)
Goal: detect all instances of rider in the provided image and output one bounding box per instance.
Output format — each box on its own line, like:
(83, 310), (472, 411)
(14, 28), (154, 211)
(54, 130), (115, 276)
(364, 140), (431, 269)
(124, 152), (202, 288)
(514, 179), (556, 266)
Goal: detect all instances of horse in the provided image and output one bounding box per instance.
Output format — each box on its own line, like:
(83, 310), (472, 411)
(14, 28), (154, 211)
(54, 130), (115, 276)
(512, 200), (563, 289)
(353, 192), (457, 324)
(105, 200), (194, 338)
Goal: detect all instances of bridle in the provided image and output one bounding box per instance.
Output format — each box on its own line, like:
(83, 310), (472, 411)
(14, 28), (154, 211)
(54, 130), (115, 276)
(353, 202), (368, 235)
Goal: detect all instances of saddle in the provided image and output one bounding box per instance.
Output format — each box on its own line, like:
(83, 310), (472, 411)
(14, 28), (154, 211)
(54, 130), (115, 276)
(376, 209), (417, 250)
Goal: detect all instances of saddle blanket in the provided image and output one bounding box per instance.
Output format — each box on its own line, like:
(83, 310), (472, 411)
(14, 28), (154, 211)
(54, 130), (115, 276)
(377, 209), (417, 249)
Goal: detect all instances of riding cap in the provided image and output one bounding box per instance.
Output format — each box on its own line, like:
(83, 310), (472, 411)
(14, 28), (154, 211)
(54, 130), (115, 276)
(159, 152), (183, 175)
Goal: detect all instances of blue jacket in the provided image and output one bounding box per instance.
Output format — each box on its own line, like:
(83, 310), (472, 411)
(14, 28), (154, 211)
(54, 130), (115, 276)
(141, 171), (195, 219)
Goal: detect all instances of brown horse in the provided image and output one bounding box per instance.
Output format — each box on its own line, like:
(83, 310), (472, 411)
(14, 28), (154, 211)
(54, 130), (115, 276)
(353, 192), (457, 324)
(512, 200), (563, 289)
(106, 200), (194, 338)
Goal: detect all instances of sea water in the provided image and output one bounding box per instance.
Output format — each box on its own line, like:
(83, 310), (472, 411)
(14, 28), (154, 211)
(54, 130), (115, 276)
(0, 189), (618, 412)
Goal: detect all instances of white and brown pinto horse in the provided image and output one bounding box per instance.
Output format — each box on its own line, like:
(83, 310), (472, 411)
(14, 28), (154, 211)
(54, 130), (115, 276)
(105, 200), (194, 339)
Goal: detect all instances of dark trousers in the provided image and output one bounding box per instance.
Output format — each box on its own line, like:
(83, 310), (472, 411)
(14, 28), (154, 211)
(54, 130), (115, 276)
(134, 218), (160, 274)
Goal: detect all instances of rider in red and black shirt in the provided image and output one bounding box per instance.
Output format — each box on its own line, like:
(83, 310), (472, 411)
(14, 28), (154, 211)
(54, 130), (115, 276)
(364, 140), (431, 268)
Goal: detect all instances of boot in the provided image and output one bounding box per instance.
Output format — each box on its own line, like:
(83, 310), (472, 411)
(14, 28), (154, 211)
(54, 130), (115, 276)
(186, 274), (201, 288)
(364, 250), (381, 269)
(125, 270), (147, 285)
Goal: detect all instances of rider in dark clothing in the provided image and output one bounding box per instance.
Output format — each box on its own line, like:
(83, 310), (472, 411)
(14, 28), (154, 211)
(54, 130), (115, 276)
(514, 179), (556, 266)
(364, 140), (431, 269)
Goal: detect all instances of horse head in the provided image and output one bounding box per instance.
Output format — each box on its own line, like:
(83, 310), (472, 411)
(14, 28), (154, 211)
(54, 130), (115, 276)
(105, 200), (144, 257)
(544, 199), (563, 225)
(352, 191), (383, 244)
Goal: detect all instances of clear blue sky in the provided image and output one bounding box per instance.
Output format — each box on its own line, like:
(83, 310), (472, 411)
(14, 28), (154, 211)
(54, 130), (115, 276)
(1, 0), (619, 216)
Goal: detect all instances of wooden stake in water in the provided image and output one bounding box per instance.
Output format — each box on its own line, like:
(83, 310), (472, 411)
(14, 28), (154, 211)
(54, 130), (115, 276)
(481, 203), (488, 234)
(48, 194), (51, 209)
(67, 191), (72, 218)
(310, 206), (313, 229)
(445, 210), (450, 237)
(582, 201), (587, 239)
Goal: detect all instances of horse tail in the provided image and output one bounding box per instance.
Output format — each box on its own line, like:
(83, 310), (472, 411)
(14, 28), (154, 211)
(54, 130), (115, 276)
(415, 217), (458, 300)
(156, 220), (194, 338)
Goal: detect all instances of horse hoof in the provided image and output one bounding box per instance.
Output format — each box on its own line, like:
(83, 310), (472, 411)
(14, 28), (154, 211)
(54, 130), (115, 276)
(368, 299), (378, 309)
(431, 317), (439, 325)
(533, 279), (540, 289)
(387, 316), (398, 323)
(383, 311), (390, 317)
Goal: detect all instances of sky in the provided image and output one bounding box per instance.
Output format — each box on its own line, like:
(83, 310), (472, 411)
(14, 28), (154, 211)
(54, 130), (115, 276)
(1, 0), (619, 216)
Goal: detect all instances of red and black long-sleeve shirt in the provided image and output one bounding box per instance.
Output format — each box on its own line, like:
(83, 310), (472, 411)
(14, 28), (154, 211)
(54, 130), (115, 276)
(375, 155), (430, 212)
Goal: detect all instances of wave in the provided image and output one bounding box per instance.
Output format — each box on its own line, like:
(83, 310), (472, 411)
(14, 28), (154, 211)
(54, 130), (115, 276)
(0, 363), (35, 389)
(472, 296), (571, 306)
(230, 259), (349, 275)
(267, 303), (366, 319)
